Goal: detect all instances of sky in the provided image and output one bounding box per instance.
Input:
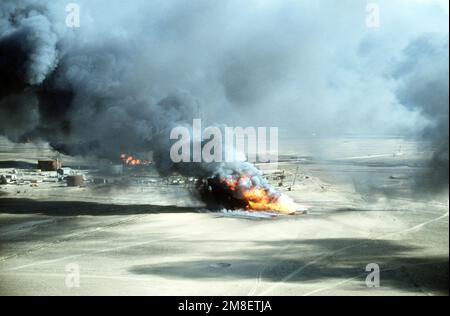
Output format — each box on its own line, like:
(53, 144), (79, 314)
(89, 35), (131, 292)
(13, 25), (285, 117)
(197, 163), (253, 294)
(54, 0), (448, 135)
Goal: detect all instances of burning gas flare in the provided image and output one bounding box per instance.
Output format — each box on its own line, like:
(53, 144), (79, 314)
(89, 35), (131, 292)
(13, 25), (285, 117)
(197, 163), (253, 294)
(120, 153), (150, 166)
(219, 174), (299, 215)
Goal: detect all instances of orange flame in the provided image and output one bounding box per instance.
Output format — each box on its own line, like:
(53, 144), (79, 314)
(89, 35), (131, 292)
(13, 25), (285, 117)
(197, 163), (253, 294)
(220, 175), (298, 214)
(120, 154), (150, 166)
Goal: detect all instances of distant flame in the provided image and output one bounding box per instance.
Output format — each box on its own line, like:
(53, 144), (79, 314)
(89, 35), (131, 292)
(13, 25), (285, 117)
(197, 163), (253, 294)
(120, 153), (150, 166)
(220, 174), (298, 214)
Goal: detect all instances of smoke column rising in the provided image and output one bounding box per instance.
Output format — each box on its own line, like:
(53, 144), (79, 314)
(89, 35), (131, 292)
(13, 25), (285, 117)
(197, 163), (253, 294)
(0, 0), (448, 193)
(393, 34), (449, 192)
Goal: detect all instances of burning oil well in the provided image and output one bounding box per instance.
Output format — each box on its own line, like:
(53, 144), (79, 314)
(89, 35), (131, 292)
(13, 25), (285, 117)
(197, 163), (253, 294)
(196, 162), (301, 215)
(0, 0), (308, 214)
(116, 151), (302, 215)
(120, 154), (152, 168)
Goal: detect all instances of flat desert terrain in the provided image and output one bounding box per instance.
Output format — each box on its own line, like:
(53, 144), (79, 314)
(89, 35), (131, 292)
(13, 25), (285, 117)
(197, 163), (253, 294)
(0, 136), (448, 295)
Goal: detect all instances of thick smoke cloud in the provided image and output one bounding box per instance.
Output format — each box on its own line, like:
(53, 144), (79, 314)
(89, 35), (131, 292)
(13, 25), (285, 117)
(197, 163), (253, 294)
(393, 35), (449, 192)
(0, 0), (448, 192)
(1, 0), (199, 163)
(0, 2), (58, 94)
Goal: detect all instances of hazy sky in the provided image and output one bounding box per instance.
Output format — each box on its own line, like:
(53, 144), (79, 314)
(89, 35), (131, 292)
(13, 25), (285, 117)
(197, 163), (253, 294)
(0, 0), (448, 148)
(53, 0), (448, 135)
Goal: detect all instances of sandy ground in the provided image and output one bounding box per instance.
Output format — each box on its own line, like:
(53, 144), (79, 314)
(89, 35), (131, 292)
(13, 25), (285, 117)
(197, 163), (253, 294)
(0, 136), (448, 296)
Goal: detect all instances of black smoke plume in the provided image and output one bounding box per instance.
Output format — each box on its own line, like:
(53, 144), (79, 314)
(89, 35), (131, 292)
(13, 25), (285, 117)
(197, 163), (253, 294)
(0, 0), (448, 196)
(0, 1), (196, 168)
(393, 35), (449, 193)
